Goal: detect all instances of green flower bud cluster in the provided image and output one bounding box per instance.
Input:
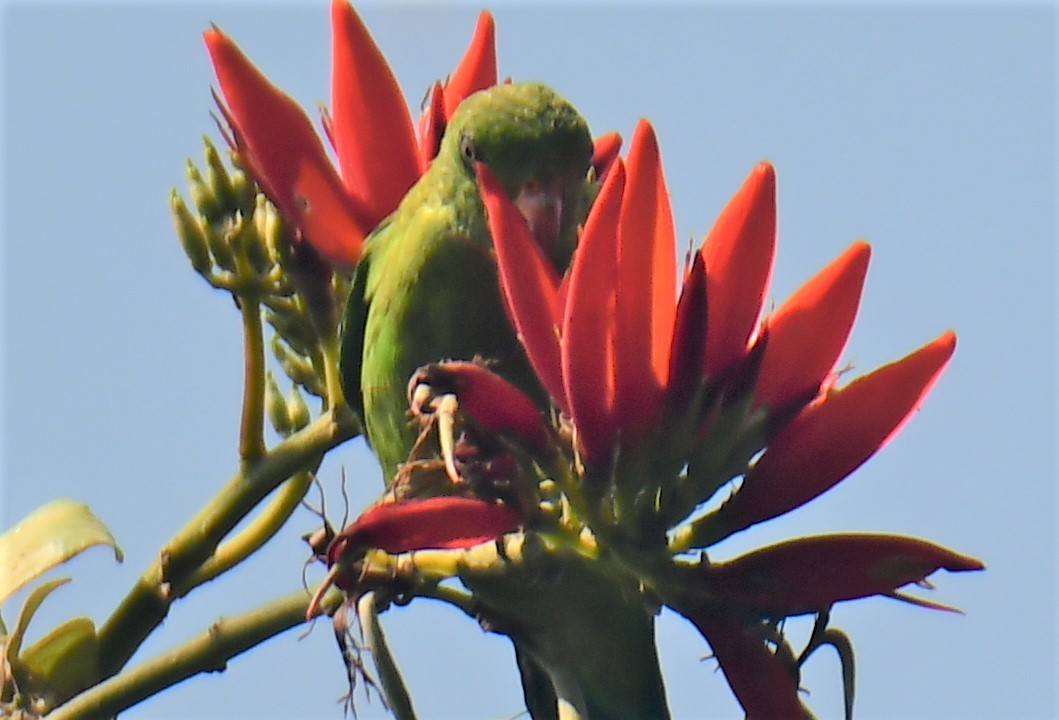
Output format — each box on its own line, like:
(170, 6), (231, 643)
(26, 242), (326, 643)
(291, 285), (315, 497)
(264, 371), (311, 437)
(172, 137), (289, 295)
(173, 137), (350, 403)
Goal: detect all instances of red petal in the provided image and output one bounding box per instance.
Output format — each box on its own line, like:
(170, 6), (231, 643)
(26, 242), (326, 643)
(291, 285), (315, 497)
(443, 11), (497, 116)
(666, 252), (709, 409)
(707, 533), (984, 616)
(701, 162), (777, 380)
(204, 28), (366, 268)
(417, 81), (446, 173)
(557, 267), (572, 319)
(591, 131), (622, 182)
(684, 613), (803, 719)
(330, 0), (419, 230)
(562, 161), (626, 466)
(411, 361), (549, 453)
(615, 121), (676, 445)
(715, 331), (957, 537)
(319, 105), (336, 150)
(478, 165), (567, 414)
(334, 497), (520, 555)
(753, 241), (871, 411)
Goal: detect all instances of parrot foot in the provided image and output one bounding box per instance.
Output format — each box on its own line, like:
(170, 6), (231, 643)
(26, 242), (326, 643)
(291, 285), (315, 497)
(408, 374), (465, 486)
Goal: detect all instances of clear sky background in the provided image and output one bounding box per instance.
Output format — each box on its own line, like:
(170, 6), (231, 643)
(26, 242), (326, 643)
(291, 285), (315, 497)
(2, 3), (1056, 719)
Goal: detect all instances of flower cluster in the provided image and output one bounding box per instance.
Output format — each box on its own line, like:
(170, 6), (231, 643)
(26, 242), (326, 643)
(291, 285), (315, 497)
(205, 1), (497, 270)
(205, 2), (619, 272)
(200, 4), (982, 718)
(477, 120), (982, 714)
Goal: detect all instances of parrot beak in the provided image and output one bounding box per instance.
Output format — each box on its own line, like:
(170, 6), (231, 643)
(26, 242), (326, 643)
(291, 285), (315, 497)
(514, 177), (565, 256)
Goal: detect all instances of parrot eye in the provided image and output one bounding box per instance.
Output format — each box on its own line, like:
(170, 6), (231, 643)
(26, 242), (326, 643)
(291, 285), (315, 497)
(459, 132), (479, 168)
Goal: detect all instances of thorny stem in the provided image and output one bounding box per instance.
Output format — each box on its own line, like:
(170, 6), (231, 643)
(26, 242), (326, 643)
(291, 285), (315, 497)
(51, 588), (344, 720)
(97, 407), (358, 678)
(238, 297), (267, 464)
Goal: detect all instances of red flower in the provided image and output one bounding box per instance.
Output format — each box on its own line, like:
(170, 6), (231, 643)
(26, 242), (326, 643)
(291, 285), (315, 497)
(682, 612), (804, 720)
(482, 120), (685, 467)
(327, 496), (521, 559)
(204, 1), (497, 269)
(677, 330), (973, 717)
(482, 118), (875, 471)
(205, 5), (618, 272)
(591, 131), (623, 182)
(704, 533), (984, 616)
(699, 162), (776, 382)
(307, 496), (520, 620)
(673, 533), (982, 716)
(751, 240), (871, 411)
(481, 120), (980, 717)
(691, 330), (958, 547)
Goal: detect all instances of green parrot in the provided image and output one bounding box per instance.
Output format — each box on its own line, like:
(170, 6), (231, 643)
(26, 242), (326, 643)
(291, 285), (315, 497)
(340, 82), (593, 482)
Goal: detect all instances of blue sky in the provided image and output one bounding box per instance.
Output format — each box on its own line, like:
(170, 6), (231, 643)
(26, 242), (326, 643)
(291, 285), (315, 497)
(2, 3), (1056, 719)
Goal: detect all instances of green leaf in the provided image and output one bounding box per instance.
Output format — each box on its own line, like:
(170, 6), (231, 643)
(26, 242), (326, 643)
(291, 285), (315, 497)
(357, 592), (417, 720)
(15, 617), (100, 708)
(0, 499), (124, 607)
(4, 577), (71, 661)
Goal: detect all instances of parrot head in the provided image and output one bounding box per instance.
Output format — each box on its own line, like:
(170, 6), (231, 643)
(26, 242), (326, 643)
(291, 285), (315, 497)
(440, 82), (594, 268)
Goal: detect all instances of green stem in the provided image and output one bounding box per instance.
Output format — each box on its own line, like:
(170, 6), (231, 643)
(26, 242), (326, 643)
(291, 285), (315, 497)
(96, 407), (357, 678)
(414, 584), (477, 618)
(358, 593), (418, 720)
(317, 330), (346, 414)
(184, 471), (314, 588)
(50, 588), (343, 720)
(238, 297), (266, 464)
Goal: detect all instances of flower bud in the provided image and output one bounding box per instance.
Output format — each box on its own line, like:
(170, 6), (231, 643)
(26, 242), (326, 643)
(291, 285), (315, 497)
(239, 206), (273, 276)
(264, 372), (292, 436)
(265, 307), (317, 358)
(252, 194), (271, 254)
(229, 165), (256, 216)
(185, 158), (222, 223)
(202, 219), (237, 273)
(271, 336), (324, 397)
(286, 384), (311, 432)
(170, 190), (211, 276)
(204, 136), (236, 212)
(263, 197), (295, 270)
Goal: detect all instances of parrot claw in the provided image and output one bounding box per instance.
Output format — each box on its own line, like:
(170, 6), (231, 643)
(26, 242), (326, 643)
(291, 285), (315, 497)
(407, 374), (465, 487)
(409, 382), (433, 417)
(436, 393), (463, 485)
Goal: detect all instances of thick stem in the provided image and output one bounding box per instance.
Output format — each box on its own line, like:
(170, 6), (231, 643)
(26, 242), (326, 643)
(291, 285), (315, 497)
(460, 549), (671, 720)
(184, 471), (314, 588)
(96, 408), (357, 677)
(50, 588), (343, 720)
